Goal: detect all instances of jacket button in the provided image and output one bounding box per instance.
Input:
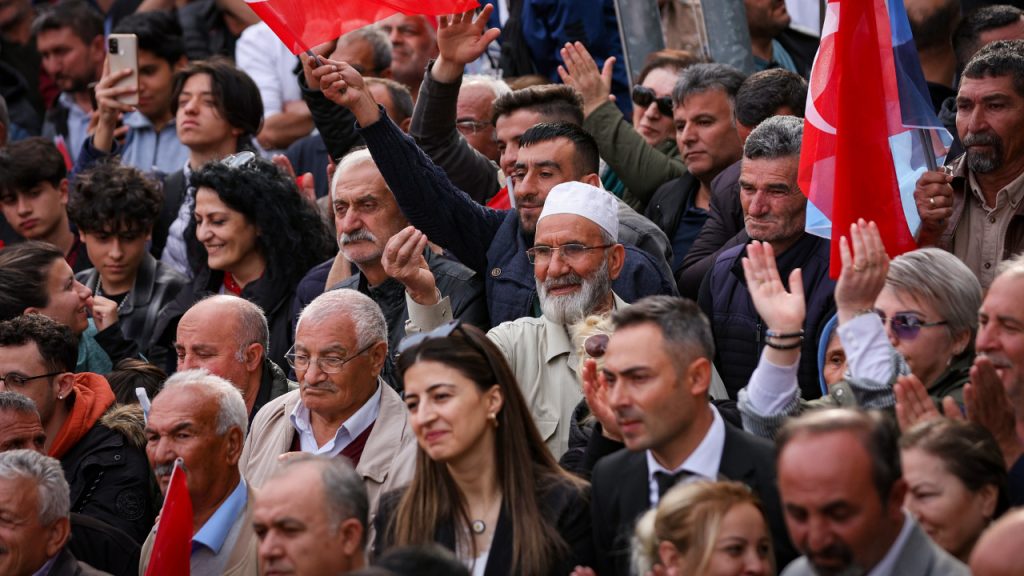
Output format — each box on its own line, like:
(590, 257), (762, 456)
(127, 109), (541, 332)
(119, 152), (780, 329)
(491, 267), (501, 277)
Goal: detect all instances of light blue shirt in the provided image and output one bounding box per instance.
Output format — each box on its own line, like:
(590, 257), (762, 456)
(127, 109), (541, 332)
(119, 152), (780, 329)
(192, 478), (248, 555)
(31, 554), (57, 576)
(120, 112), (190, 176)
(58, 92), (91, 163)
(289, 382), (381, 457)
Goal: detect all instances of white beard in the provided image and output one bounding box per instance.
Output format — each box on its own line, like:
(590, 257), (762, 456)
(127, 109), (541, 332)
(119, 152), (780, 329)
(536, 258), (612, 326)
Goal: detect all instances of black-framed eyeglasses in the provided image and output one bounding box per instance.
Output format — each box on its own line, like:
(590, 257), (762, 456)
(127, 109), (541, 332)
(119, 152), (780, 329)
(632, 85), (673, 117)
(526, 243), (615, 265)
(875, 310), (948, 341)
(285, 342), (375, 374)
(584, 333), (610, 359)
(397, 320), (464, 357)
(221, 151), (257, 169)
(456, 119), (490, 136)
(0, 371), (63, 388)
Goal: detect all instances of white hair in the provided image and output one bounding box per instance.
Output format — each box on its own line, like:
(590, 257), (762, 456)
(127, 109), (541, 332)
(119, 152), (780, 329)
(0, 449), (69, 524)
(462, 74), (512, 100)
(162, 369), (249, 436)
(296, 289), (388, 350)
(331, 147), (378, 199)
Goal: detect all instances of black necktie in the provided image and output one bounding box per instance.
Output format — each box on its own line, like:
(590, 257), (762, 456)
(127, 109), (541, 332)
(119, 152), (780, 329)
(654, 470), (692, 499)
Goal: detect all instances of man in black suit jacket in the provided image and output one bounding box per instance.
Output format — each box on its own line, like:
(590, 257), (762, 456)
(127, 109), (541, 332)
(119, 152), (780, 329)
(585, 296), (796, 575)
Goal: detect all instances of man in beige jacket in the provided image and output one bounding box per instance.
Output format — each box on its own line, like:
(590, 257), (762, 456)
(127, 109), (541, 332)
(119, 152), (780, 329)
(141, 369), (257, 576)
(240, 289), (415, 531)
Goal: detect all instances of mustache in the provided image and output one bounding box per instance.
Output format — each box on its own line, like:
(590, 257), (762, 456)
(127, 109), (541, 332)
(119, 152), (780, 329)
(153, 460), (189, 478)
(543, 272), (584, 291)
(301, 382), (339, 393)
(340, 229), (377, 245)
(963, 131), (1002, 148)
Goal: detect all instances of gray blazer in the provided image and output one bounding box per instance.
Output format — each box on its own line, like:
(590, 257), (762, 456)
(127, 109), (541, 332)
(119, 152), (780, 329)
(781, 517), (968, 576)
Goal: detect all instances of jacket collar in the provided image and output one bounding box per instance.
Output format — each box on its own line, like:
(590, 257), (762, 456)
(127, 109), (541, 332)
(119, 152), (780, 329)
(357, 382), (410, 483)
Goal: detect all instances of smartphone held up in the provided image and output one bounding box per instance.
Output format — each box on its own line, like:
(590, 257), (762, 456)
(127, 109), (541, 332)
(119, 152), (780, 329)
(107, 33), (139, 106)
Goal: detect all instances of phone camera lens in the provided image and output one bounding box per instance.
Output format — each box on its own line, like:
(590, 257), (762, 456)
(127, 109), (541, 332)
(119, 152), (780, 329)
(108, 38), (118, 53)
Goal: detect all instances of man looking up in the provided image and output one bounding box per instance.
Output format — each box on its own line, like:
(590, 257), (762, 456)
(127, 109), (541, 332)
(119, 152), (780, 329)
(142, 369), (257, 574)
(32, 0), (103, 163)
(174, 295), (292, 423)
(698, 115), (835, 401)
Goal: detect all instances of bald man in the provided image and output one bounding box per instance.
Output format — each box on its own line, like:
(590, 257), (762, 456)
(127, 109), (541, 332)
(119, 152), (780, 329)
(969, 508), (1024, 576)
(174, 295), (293, 423)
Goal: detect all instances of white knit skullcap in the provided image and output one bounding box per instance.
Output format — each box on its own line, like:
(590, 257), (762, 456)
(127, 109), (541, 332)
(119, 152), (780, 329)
(537, 182), (619, 239)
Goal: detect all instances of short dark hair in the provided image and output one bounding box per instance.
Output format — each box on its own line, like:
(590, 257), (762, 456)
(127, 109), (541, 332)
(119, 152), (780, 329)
(735, 69), (807, 127)
(31, 0), (103, 45)
(907, 0), (960, 52)
(491, 84), (583, 126)
(672, 63), (747, 108)
(962, 39), (1024, 97)
(954, 5), (1024, 72)
(374, 545), (470, 576)
(366, 77), (413, 124)
(112, 11), (185, 66)
(0, 315), (77, 374)
(170, 58), (264, 147)
(636, 49), (700, 85)
(611, 295), (715, 366)
(69, 161), (163, 237)
(776, 409), (902, 503)
(518, 122), (599, 176)
(900, 418), (1010, 518)
(0, 242), (65, 321)
(105, 358), (166, 405)
(0, 138), (66, 199)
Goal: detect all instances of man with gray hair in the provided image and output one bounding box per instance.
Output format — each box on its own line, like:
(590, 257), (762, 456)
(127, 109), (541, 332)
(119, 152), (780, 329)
(645, 63), (747, 272)
(241, 289), (415, 529)
(174, 295), (292, 425)
(698, 115), (836, 401)
(252, 454), (369, 574)
(0, 390), (47, 453)
(0, 449), (112, 574)
(142, 368), (256, 575)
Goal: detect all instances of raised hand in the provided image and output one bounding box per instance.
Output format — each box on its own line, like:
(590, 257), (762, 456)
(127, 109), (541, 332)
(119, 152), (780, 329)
(742, 240), (805, 333)
(835, 220), (889, 324)
(557, 41), (615, 118)
(433, 6), (501, 82)
(581, 357), (621, 442)
(894, 374), (943, 432)
(913, 169), (954, 246)
(92, 57), (138, 153)
(313, 58), (380, 125)
(91, 295), (120, 332)
(299, 39), (337, 91)
(382, 226), (438, 305)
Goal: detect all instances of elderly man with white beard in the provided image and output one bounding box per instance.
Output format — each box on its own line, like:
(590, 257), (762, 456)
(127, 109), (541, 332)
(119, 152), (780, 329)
(391, 182), (625, 457)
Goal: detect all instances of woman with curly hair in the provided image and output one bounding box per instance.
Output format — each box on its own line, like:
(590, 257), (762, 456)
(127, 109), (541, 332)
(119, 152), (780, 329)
(155, 153), (333, 370)
(374, 321), (593, 575)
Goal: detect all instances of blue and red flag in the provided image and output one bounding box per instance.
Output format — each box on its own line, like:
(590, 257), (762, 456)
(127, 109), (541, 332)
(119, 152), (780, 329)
(799, 0), (952, 277)
(243, 0), (480, 55)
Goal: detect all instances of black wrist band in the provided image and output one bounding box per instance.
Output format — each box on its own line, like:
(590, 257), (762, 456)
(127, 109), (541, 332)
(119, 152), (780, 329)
(765, 339), (803, 350)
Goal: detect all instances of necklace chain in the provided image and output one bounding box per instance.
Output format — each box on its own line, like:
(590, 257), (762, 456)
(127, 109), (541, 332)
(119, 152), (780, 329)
(95, 279), (130, 314)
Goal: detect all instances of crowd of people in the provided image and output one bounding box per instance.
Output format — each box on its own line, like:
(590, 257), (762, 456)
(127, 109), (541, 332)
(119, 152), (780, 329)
(2, 0), (1024, 574)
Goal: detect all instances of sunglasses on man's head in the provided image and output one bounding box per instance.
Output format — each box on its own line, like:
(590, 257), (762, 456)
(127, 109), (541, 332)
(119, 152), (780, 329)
(875, 310), (948, 340)
(584, 333), (610, 359)
(631, 85), (673, 117)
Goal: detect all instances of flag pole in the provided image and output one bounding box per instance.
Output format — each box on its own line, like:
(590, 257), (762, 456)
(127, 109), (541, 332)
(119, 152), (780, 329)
(916, 128), (938, 172)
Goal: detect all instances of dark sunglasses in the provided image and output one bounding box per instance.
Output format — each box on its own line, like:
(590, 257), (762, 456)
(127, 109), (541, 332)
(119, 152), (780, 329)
(397, 320), (464, 356)
(631, 85), (673, 117)
(875, 310), (948, 340)
(584, 333), (610, 359)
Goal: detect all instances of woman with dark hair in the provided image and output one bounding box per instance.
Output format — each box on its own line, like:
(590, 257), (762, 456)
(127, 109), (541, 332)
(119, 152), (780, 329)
(901, 418), (1008, 562)
(375, 321), (593, 575)
(155, 153), (333, 370)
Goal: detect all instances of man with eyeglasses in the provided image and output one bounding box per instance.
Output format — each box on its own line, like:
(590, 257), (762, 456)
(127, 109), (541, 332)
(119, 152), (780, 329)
(240, 289), (415, 529)
(0, 314), (156, 544)
(396, 182), (626, 458)
(174, 295), (293, 425)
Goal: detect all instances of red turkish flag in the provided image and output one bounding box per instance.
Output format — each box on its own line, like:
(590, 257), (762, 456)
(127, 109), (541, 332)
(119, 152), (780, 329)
(144, 460), (192, 576)
(244, 0), (481, 55)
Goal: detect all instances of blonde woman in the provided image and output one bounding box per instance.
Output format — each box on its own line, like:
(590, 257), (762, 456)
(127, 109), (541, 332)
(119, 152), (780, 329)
(634, 481), (774, 576)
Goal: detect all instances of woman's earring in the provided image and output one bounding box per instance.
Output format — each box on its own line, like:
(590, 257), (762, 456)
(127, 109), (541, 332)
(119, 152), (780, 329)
(488, 412), (499, 428)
